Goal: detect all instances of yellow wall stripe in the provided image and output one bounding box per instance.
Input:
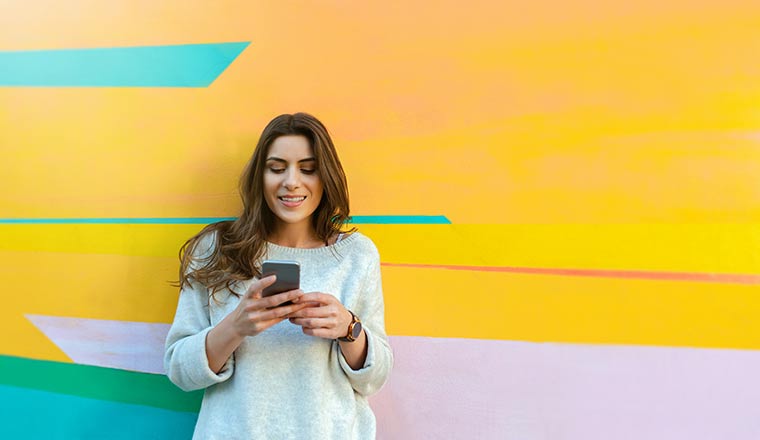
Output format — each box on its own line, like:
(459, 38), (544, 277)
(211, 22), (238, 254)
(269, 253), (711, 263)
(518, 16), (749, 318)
(2, 247), (759, 362)
(1, 224), (758, 273)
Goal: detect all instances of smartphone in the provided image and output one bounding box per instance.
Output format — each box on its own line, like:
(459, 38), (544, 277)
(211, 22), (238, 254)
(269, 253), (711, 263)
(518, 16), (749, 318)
(261, 260), (300, 306)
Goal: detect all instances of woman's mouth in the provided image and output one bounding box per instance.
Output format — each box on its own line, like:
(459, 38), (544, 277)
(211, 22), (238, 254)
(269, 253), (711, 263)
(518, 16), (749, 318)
(278, 196), (306, 207)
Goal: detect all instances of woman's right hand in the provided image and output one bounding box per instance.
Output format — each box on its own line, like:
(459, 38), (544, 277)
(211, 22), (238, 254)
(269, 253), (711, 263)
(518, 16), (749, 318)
(206, 275), (308, 373)
(229, 275), (308, 338)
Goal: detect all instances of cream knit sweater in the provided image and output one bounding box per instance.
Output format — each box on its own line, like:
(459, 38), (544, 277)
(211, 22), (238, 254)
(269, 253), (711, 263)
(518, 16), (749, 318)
(164, 232), (393, 439)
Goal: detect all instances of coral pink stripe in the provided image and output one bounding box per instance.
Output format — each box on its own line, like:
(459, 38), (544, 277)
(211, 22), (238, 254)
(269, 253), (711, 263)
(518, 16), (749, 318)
(381, 262), (760, 285)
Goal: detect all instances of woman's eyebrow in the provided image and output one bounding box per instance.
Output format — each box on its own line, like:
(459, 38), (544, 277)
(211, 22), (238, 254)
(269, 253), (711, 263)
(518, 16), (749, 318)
(266, 157), (316, 163)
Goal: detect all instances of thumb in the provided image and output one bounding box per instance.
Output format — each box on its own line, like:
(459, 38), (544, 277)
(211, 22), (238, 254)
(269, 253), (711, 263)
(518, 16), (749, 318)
(246, 275), (277, 299)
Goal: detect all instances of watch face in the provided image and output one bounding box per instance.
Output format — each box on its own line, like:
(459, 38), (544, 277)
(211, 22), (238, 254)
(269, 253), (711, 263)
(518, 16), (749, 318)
(351, 321), (362, 339)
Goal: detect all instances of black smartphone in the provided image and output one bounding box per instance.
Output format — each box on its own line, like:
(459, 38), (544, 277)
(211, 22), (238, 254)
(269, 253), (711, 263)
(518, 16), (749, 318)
(261, 260), (300, 306)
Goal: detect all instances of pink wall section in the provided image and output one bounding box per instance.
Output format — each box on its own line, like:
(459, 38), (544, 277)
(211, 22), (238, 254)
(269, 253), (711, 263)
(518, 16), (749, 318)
(374, 337), (760, 439)
(26, 315), (760, 439)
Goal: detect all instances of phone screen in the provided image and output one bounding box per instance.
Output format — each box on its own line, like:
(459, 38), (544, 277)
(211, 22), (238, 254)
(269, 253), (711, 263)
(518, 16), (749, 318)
(261, 260), (300, 306)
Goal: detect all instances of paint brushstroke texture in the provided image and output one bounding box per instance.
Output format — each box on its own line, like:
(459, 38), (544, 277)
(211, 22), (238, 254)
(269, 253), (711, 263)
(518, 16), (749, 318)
(27, 314), (168, 374)
(0, 385), (197, 439)
(0, 42), (249, 87)
(0, 354), (202, 413)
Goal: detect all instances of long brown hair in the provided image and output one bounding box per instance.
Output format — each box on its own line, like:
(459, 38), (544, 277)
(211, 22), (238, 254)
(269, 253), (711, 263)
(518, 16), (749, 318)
(178, 113), (353, 297)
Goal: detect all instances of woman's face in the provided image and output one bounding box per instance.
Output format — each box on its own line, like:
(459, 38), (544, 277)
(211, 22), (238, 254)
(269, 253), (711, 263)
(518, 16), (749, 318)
(263, 135), (324, 230)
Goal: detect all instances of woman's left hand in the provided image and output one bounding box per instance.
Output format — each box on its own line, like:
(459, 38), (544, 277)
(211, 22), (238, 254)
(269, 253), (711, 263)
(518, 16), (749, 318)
(286, 292), (352, 339)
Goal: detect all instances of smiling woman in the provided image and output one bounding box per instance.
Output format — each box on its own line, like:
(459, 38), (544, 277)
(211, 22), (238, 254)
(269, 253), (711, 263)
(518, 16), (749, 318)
(175, 113), (354, 294)
(164, 113), (393, 439)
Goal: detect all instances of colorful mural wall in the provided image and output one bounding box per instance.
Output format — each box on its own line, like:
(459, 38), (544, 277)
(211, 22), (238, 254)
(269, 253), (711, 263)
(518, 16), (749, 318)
(2, 1), (760, 438)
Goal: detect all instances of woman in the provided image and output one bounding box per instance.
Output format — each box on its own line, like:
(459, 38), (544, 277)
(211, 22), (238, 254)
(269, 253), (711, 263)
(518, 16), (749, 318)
(164, 113), (393, 439)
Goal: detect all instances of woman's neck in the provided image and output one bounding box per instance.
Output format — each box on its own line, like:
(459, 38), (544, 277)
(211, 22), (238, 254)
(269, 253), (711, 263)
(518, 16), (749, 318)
(267, 222), (324, 249)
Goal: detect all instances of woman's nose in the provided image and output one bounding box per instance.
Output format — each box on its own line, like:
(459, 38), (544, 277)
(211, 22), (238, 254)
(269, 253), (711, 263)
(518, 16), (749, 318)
(283, 168), (300, 189)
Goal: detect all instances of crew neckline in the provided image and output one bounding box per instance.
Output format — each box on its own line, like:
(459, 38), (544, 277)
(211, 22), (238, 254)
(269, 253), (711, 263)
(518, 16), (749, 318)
(266, 231), (360, 256)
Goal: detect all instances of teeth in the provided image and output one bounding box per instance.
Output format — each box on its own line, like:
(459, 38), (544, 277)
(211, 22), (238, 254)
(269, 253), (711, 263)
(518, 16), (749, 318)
(281, 196), (306, 202)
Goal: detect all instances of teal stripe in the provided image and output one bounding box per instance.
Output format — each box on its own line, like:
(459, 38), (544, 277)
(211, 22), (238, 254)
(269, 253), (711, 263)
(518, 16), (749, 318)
(348, 215), (451, 224)
(0, 215), (451, 225)
(0, 217), (236, 225)
(0, 355), (202, 413)
(0, 42), (249, 87)
(0, 384), (197, 439)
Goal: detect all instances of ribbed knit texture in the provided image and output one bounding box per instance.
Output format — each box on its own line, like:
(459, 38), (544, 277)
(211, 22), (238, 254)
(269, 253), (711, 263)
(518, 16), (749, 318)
(164, 232), (393, 439)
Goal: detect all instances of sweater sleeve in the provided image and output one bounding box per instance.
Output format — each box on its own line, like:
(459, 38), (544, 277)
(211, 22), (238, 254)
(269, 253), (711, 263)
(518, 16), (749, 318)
(164, 234), (234, 392)
(337, 247), (394, 397)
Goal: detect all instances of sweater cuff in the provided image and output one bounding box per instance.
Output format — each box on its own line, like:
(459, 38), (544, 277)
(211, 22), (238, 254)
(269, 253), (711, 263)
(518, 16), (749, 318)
(338, 327), (377, 380)
(186, 327), (235, 389)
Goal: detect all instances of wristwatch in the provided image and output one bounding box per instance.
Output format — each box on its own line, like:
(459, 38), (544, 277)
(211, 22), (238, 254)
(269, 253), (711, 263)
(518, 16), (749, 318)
(338, 310), (362, 342)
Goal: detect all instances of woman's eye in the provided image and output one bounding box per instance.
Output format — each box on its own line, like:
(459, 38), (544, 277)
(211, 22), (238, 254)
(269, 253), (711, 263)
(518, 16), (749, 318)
(269, 168), (285, 174)
(301, 169), (316, 174)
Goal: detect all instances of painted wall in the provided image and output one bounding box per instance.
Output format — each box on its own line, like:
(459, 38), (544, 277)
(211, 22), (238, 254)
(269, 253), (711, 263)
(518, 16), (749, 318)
(2, 1), (760, 438)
